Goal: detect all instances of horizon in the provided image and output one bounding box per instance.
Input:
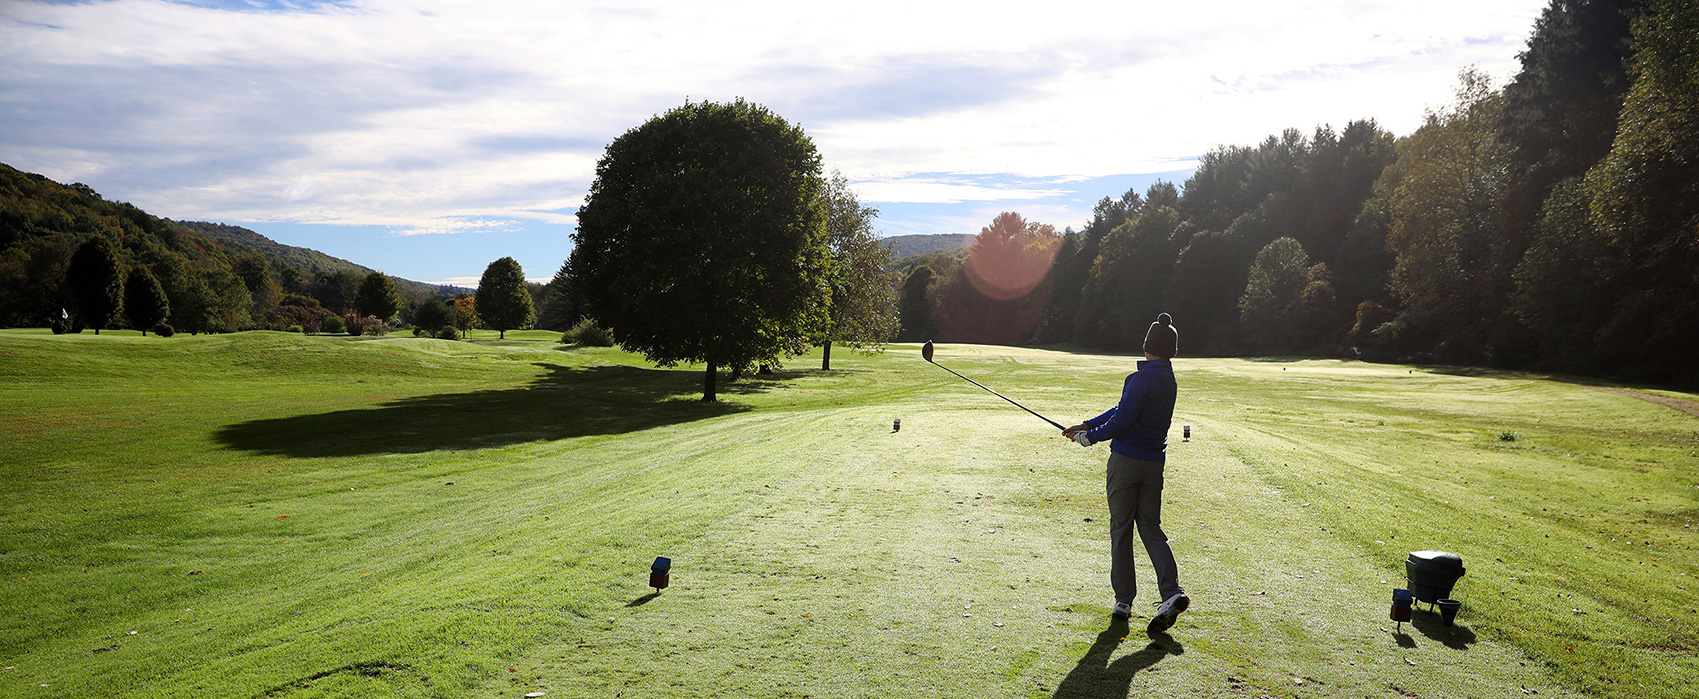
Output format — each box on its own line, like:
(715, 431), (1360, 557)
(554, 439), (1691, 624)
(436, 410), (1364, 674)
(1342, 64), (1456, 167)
(0, 0), (1546, 285)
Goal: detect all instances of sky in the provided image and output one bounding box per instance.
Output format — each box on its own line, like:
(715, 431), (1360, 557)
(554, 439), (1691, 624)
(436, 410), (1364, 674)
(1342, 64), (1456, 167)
(1, 0), (1548, 286)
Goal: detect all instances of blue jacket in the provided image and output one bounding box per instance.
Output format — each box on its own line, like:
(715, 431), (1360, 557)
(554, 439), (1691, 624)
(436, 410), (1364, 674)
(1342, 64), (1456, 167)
(1083, 359), (1176, 462)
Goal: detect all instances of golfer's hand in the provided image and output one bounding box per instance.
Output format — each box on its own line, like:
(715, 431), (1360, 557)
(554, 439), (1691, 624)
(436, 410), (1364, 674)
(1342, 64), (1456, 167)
(1072, 431), (1093, 447)
(1062, 423), (1088, 438)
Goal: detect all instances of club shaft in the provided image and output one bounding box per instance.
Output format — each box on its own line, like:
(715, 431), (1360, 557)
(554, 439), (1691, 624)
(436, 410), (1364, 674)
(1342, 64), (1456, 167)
(930, 362), (1065, 430)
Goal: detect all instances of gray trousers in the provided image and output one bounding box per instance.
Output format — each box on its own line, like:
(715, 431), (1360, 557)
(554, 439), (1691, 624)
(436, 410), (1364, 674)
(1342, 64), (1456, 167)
(1106, 452), (1183, 604)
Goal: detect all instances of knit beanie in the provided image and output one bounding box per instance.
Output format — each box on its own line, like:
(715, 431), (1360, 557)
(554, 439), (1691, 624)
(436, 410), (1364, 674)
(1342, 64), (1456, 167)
(1143, 313), (1178, 358)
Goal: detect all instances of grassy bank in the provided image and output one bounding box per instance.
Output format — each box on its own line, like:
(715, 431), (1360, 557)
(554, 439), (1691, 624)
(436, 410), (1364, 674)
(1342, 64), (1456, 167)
(0, 330), (1693, 697)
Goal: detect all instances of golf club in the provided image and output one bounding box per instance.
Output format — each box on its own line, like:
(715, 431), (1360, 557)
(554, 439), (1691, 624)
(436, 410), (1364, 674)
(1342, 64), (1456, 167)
(922, 340), (1066, 431)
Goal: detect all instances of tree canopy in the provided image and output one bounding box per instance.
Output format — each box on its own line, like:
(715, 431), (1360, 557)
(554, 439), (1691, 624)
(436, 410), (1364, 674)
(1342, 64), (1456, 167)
(569, 99), (830, 400)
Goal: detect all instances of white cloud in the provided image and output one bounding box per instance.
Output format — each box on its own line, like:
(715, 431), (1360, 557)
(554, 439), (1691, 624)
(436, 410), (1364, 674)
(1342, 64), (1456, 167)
(0, 0), (1547, 235)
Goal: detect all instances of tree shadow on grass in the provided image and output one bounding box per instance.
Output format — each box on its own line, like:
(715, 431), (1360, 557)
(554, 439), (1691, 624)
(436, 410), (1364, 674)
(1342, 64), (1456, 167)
(216, 363), (774, 458)
(1051, 619), (1184, 699)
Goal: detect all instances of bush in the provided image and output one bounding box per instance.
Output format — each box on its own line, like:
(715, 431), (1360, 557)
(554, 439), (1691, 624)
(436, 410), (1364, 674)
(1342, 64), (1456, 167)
(362, 316), (391, 336)
(436, 326), (460, 340)
(286, 324), (304, 334)
(562, 317), (614, 346)
(152, 323), (175, 337)
(322, 315), (347, 334)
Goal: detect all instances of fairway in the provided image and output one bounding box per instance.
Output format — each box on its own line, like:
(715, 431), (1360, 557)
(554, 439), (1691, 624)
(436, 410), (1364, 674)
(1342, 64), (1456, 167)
(1, 330), (1695, 698)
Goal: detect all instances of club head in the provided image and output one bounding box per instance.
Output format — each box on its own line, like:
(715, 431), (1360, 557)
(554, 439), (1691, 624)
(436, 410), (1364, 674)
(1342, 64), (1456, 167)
(921, 340), (935, 363)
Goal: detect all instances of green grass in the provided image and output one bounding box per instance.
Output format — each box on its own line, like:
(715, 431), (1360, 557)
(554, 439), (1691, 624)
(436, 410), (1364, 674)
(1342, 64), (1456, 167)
(0, 329), (1694, 698)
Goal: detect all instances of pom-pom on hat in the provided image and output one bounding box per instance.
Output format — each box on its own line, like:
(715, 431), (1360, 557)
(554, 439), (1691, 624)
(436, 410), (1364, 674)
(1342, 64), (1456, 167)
(1143, 312), (1178, 358)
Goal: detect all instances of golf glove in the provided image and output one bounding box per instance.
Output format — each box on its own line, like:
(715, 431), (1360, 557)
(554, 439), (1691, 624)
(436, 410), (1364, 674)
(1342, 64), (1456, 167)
(1073, 431), (1093, 447)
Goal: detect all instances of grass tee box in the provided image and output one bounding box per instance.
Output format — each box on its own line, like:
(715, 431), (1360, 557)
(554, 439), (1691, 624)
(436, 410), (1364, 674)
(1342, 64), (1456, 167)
(0, 329), (1694, 698)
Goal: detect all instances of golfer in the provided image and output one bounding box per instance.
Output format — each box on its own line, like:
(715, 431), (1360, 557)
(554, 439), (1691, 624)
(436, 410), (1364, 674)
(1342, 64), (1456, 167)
(1062, 312), (1187, 635)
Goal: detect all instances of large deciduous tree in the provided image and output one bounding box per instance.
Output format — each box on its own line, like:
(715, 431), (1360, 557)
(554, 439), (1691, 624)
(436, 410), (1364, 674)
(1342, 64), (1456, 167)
(353, 271), (403, 323)
(65, 234), (124, 334)
(1382, 69), (1516, 362)
(570, 99), (830, 401)
(124, 266), (169, 334)
(475, 256), (535, 339)
(1582, 0), (1699, 384)
(818, 171), (897, 370)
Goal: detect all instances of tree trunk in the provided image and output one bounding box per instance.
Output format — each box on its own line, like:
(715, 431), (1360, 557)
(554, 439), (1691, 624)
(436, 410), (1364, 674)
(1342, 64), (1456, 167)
(703, 360), (717, 401)
(821, 339), (832, 370)
(730, 364), (744, 381)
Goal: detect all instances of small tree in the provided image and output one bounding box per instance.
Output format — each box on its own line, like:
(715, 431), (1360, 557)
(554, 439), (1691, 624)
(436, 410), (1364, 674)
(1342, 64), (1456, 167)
(65, 235), (124, 334)
(452, 297), (479, 333)
(475, 256), (535, 339)
(818, 170), (898, 369)
(124, 267), (169, 335)
(354, 271), (403, 323)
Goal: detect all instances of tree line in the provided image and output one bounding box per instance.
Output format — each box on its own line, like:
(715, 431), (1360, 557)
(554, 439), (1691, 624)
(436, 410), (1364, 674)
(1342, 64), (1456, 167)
(898, 0), (1696, 388)
(0, 163), (573, 339)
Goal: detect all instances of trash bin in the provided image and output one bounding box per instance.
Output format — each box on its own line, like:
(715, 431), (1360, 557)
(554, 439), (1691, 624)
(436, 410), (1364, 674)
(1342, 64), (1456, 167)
(1405, 550), (1465, 604)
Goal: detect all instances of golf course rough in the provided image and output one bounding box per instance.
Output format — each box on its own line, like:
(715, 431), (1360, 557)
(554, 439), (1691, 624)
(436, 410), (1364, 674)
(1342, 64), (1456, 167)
(0, 329), (1694, 698)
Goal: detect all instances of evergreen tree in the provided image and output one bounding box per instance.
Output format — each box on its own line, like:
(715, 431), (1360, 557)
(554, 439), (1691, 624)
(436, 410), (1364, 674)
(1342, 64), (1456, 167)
(353, 272), (403, 323)
(539, 260), (582, 331)
(65, 234), (124, 334)
(896, 264), (938, 342)
(124, 266), (169, 334)
(411, 296), (453, 333)
(475, 256), (535, 339)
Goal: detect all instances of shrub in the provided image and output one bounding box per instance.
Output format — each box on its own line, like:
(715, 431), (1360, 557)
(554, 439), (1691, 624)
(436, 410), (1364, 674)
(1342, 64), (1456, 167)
(152, 323), (175, 337)
(363, 316), (391, 336)
(286, 324), (304, 334)
(436, 326), (460, 341)
(563, 317), (614, 346)
(340, 311), (364, 335)
(322, 314), (347, 334)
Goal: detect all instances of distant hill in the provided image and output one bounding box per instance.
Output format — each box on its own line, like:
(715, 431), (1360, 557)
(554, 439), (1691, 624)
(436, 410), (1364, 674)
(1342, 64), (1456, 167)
(880, 234), (972, 258)
(0, 161), (457, 328)
(176, 221), (456, 297)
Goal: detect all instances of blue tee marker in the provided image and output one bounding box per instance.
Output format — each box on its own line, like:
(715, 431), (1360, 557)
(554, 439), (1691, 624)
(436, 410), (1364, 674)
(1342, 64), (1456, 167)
(650, 557), (671, 592)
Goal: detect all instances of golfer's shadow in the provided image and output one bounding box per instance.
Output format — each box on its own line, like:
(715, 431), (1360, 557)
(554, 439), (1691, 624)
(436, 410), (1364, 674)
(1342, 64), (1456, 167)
(1051, 619), (1184, 699)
